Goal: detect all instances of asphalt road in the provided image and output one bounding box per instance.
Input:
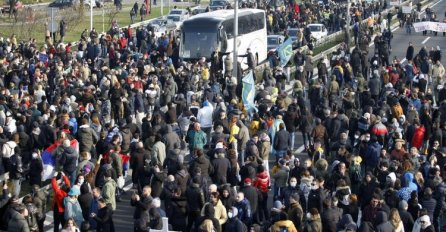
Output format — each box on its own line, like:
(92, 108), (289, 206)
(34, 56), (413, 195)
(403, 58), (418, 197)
(368, 0), (446, 64)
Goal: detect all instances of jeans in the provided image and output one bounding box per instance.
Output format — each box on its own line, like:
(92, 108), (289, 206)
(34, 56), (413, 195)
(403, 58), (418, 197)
(67, 170), (77, 187)
(406, 25), (412, 34)
(239, 149), (246, 166)
(289, 131), (296, 151)
(275, 150), (287, 162)
(302, 131), (311, 148)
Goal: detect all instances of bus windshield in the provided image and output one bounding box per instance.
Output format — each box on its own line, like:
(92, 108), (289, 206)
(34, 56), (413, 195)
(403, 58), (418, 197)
(182, 32), (218, 59)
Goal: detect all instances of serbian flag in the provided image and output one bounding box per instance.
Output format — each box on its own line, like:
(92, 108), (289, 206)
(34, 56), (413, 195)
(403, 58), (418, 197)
(41, 139), (79, 181)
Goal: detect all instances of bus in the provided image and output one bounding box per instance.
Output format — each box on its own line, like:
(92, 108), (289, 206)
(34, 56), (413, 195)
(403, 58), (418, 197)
(179, 8), (267, 70)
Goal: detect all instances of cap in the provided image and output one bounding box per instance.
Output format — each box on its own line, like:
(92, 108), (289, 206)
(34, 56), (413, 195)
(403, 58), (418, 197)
(68, 187), (80, 196)
(244, 178), (252, 185)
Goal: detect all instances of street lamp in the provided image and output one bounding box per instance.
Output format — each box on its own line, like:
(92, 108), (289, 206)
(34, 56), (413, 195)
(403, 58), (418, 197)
(232, 0), (238, 80)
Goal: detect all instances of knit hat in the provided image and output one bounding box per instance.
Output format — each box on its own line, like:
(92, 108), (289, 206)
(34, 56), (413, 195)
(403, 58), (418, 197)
(68, 187), (80, 196)
(244, 178), (252, 185)
(387, 172), (396, 183)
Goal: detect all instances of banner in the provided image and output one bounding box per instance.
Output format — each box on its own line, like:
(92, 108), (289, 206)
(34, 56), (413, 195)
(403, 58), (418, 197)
(402, 3), (412, 14)
(277, 37), (293, 67)
(242, 70), (257, 112)
(413, 22), (446, 32)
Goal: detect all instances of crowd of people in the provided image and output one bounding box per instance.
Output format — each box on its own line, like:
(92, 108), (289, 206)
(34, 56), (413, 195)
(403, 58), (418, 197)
(0, 0), (445, 232)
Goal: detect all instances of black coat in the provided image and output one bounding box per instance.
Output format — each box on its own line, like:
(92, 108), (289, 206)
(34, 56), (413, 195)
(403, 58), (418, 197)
(240, 185), (259, 213)
(398, 209), (414, 232)
(321, 207), (342, 232)
(274, 129), (290, 151)
(94, 204), (115, 232)
(211, 156), (231, 185)
(186, 183), (205, 213)
(406, 45), (414, 61)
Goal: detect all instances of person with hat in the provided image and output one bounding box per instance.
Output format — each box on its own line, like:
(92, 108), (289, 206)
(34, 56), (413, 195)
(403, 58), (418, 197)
(224, 207), (246, 232)
(241, 177), (260, 224)
(64, 186), (84, 228)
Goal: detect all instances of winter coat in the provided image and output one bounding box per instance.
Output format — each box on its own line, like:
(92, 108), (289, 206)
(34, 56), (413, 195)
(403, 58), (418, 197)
(77, 125), (99, 152)
(186, 129), (207, 151)
(254, 171), (270, 193)
(131, 195), (152, 230)
(94, 204), (115, 232)
(274, 129), (290, 151)
(8, 211), (30, 232)
(365, 142), (381, 168)
(321, 207), (343, 232)
(152, 141), (166, 166)
(288, 202), (303, 231)
(241, 185), (259, 213)
(189, 155), (213, 178)
(223, 217), (244, 232)
(186, 183), (205, 213)
(164, 125), (181, 151)
(102, 179), (117, 210)
(374, 211), (393, 232)
(52, 176), (70, 213)
(60, 147), (79, 174)
(211, 153), (231, 185)
(411, 126), (426, 150)
(64, 197), (84, 227)
(270, 219), (298, 232)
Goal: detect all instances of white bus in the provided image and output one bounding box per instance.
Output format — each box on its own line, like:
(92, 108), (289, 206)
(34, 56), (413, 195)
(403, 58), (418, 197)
(179, 9), (267, 70)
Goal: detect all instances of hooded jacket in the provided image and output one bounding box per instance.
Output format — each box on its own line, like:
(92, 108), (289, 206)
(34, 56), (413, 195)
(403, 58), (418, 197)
(164, 125), (181, 151)
(102, 178), (117, 210)
(60, 147), (79, 173)
(398, 172), (418, 201)
(8, 211), (30, 232)
(254, 171), (270, 193)
(374, 211), (393, 232)
(77, 124), (99, 152)
(211, 152), (231, 185)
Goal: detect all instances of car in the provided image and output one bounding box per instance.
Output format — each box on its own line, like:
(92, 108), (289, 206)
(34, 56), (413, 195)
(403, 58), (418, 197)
(209, 0), (230, 11)
(191, 5), (207, 15)
(306, 23), (328, 40)
(267, 35), (285, 51)
(168, 8), (189, 19)
(287, 28), (299, 42)
(166, 14), (184, 30)
(48, 0), (102, 9)
(1, 0), (23, 14)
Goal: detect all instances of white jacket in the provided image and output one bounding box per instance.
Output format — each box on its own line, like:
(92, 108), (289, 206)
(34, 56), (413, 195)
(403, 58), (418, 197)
(197, 104), (214, 128)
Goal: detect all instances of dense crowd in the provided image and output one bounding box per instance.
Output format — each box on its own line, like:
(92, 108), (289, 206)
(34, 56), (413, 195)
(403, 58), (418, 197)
(0, 0), (445, 232)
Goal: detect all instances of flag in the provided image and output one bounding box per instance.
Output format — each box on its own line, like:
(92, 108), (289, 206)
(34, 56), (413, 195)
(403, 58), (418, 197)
(242, 70), (257, 112)
(41, 139), (79, 181)
(277, 37), (293, 67)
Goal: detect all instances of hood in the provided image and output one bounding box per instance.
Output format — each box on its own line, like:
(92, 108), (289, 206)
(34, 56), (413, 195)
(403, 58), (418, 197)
(11, 210), (26, 222)
(301, 176), (313, 185)
(203, 203), (215, 218)
(64, 146), (75, 154)
(375, 211), (388, 225)
(257, 171), (269, 179)
(196, 156), (208, 164)
(404, 172), (414, 185)
(176, 169), (187, 178)
(337, 214), (355, 230)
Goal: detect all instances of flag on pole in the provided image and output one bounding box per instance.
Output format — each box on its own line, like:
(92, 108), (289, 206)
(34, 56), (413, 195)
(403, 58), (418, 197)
(41, 139), (79, 181)
(277, 37), (293, 67)
(242, 70), (257, 112)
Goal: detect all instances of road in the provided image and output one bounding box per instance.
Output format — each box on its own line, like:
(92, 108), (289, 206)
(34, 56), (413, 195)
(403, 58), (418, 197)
(368, 0), (446, 65)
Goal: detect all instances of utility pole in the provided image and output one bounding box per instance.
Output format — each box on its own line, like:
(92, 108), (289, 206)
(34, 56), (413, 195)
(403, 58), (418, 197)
(161, 0), (164, 16)
(232, 0), (238, 80)
(345, 0), (351, 50)
(90, 0), (93, 31)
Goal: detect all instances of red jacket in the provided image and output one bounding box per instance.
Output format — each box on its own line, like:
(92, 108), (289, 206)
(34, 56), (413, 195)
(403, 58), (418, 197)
(254, 171), (270, 193)
(52, 175), (70, 213)
(412, 126), (426, 150)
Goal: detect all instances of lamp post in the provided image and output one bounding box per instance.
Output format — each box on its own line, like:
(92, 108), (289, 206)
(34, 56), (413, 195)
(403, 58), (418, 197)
(345, 0), (351, 50)
(232, 0), (238, 79)
(90, 0), (93, 31)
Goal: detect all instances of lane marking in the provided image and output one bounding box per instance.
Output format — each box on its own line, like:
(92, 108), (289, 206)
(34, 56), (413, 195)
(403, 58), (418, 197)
(422, 37), (431, 44)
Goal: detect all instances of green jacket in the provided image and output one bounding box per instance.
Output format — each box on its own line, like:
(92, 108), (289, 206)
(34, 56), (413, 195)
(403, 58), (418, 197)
(102, 179), (117, 210)
(8, 211), (30, 232)
(187, 130), (207, 151)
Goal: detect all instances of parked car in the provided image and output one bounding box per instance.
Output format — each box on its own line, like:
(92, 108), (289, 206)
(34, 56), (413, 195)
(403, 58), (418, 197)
(306, 23), (328, 40)
(48, 0), (102, 9)
(267, 35), (285, 51)
(191, 5), (207, 15)
(1, 0), (23, 14)
(168, 8), (189, 18)
(209, 0), (230, 11)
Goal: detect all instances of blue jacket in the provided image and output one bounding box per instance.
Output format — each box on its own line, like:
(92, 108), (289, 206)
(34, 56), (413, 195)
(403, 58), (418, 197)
(365, 142), (381, 168)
